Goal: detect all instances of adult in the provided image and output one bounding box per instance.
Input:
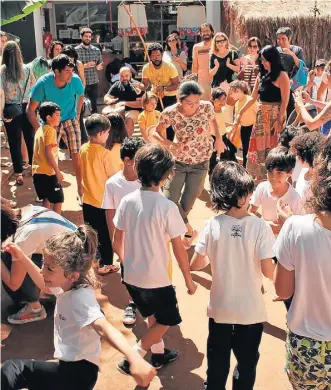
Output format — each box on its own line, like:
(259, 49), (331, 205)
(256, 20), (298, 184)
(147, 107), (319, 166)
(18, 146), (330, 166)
(1, 204), (77, 324)
(276, 26), (304, 117)
(0, 30), (8, 58)
(76, 27), (103, 114)
(48, 40), (64, 61)
(294, 64), (331, 134)
(238, 37), (262, 91)
(154, 81), (225, 248)
(209, 32), (240, 91)
(0, 41), (36, 186)
(141, 42), (179, 140)
(102, 67), (143, 136)
(163, 33), (187, 80)
(170, 30), (189, 56)
(192, 23), (214, 100)
(27, 54), (85, 196)
(274, 137), (331, 390)
(236, 45), (290, 181)
(62, 45), (87, 144)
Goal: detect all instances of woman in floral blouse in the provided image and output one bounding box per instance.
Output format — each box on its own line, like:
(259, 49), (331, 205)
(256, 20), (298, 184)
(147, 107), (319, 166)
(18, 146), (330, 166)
(154, 81), (225, 248)
(0, 41), (36, 185)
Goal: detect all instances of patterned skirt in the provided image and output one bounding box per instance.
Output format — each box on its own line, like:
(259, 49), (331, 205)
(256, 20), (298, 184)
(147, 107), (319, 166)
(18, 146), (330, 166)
(246, 102), (281, 179)
(286, 330), (331, 389)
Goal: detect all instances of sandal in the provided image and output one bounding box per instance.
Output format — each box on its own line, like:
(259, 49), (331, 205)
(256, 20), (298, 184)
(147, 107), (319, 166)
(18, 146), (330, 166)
(15, 173), (24, 186)
(22, 161), (31, 170)
(97, 264), (120, 275)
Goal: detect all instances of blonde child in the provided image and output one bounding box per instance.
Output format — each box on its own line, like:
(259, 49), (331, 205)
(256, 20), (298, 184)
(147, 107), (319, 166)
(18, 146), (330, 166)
(228, 80), (258, 168)
(137, 92), (161, 142)
(1, 227), (155, 389)
(32, 102), (64, 214)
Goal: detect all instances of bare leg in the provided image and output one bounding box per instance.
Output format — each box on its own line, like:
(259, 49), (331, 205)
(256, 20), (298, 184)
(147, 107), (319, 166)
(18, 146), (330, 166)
(21, 135), (28, 165)
(125, 118), (134, 137)
(71, 152), (83, 196)
(139, 316), (169, 352)
(42, 199), (51, 209)
(52, 203), (62, 215)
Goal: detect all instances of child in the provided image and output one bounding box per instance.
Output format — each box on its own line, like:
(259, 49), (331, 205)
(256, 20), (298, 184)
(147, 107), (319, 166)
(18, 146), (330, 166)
(80, 114), (122, 275)
(190, 161), (275, 390)
(1, 227), (156, 389)
(32, 102), (64, 214)
(249, 146), (302, 235)
(138, 92), (161, 142)
(101, 137), (145, 325)
(105, 112), (128, 153)
(113, 144), (197, 373)
(290, 132), (325, 206)
(229, 80), (258, 168)
(210, 88), (236, 175)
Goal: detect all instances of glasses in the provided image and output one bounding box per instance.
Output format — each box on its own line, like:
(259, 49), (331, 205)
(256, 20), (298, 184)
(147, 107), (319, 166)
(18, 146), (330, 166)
(248, 45), (258, 49)
(216, 39), (227, 44)
(315, 65), (326, 69)
(168, 39), (177, 43)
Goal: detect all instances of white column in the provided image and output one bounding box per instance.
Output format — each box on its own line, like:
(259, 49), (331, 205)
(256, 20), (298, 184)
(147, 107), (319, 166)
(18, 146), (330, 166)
(33, 9), (45, 57)
(206, 1), (221, 32)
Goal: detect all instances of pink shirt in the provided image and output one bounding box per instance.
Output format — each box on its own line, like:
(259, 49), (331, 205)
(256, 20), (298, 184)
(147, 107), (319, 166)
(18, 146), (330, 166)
(193, 42), (212, 83)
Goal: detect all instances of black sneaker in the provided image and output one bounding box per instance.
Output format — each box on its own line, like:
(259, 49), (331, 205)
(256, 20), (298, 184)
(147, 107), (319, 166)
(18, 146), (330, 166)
(117, 359), (131, 375)
(151, 348), (179, 369)
(123, 303), (137, 325)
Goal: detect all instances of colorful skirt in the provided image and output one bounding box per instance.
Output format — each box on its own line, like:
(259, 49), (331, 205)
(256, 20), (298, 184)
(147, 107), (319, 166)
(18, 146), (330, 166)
(286, 330), (331, 389)
(246, 102), (281, 179)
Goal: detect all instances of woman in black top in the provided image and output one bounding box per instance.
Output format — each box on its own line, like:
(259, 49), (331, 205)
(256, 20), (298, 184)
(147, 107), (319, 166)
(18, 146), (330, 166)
(209, 32), (240, 90)
(235, 45), (290, 181)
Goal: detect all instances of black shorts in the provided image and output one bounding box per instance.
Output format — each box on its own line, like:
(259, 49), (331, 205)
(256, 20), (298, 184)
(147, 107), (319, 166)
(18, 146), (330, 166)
(124, 283), (182, 327)
(33, 174), (64, 204)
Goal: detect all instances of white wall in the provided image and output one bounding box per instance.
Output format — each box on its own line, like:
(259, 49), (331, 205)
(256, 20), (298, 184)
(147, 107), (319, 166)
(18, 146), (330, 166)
(206, 1), (221, 32)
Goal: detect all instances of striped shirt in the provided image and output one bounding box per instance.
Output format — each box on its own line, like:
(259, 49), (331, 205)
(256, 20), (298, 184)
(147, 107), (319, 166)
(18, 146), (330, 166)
(75, 44), (102, 85)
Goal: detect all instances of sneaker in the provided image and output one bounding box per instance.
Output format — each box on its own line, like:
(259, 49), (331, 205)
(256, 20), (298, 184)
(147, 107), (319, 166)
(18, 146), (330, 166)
(35, 197), (43, 203)
(7, 304), (47, 325)
(151, 348), (179, 369)
(123, 303), (137, 325)
(203, 381), (207, 389)
(117, 358), (131, 376)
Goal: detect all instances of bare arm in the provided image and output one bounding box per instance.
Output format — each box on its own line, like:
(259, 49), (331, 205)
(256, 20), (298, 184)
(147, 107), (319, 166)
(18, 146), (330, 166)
(261, 258), (275, 280)
(236, 76), (259, 120)
(226, 58), (240, 73)
(190, 252), (209, 271)
(171, 236), (197, 294)
(273, 262), (295, 299)
(124, 100), (142, 109)
(92, 318), (155, 387)
(248, 204), (259, 216)
(209, 59), (219, 77)
(76, 94), (84, 118)
(27, 98), (41, 131)
(141, 78), (151, 91)
(317, 81), (327, 102)
(153, 121), (174, 148)
(278, 72), (290, 123)
(296, 100), (331, 131)
(45, 144), (63, 184)
(105, 209), (116, 239)
(166, 76), (179, 92)
(104, 94), (118, 105)
(113, 228), (124, 263)
(192, 46), (198, 74)
(77, 61), (86, 88)
(1, 259), (27, 291)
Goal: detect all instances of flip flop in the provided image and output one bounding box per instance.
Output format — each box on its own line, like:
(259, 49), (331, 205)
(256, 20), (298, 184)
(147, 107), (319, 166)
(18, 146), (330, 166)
(97, 264), (120, 275)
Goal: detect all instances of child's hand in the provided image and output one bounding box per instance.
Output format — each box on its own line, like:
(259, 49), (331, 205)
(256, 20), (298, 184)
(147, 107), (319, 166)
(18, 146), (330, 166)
(186, 280), (198, 295)
(130, 356), (156, 387)
(269, 221), (282, 235)
(226, 58), (231, 68)
(214, 59), (219, 68)
(214, 137), (225, 155)
(276, 199), (293, 224)
(272, 295), (285, 302)
(56, 171), (64, 185)
(2, 243), (27, 262)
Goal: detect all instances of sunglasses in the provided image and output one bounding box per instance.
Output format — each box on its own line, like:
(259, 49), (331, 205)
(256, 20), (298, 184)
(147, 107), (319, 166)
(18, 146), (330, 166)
(249, 45), (258, 49)
(168, 39), (177, 43)
(216, 39), (227, 44)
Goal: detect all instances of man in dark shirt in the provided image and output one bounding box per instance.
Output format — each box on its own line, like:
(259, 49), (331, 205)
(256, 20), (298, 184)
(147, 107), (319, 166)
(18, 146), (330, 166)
(276, 26), (305, 118)
(102, 67), (143, 135)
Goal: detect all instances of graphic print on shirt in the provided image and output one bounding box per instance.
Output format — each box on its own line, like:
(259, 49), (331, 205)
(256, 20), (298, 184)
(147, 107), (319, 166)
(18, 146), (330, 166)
(231, 225), (243, 237)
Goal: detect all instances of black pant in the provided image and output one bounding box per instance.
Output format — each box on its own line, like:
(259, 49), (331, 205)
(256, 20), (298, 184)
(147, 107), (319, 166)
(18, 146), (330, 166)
(4, 105), (34, 173)
(206, 319), (263, 390)
(85, 83), (99, 114)
(1, 358), (98, 390)
(1, 252), (42, 304)
(209, 135), (237, 176)
(287, 91), (295, 121)
(82, 203), (113, 266)
(79, 105), (88, 144)
(157, 95), (177, 141)
(240, 125), (253, 168)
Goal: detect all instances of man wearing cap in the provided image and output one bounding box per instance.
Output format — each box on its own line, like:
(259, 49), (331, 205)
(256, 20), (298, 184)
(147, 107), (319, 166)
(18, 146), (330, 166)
(27, 54), (85, 196)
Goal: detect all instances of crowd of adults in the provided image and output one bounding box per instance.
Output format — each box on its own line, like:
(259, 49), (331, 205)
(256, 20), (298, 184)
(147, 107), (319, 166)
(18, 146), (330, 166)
(1, 21), (331, 390)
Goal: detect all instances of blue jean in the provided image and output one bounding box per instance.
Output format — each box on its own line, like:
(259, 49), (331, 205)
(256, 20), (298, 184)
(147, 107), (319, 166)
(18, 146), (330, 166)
(164, 160), (209, 224)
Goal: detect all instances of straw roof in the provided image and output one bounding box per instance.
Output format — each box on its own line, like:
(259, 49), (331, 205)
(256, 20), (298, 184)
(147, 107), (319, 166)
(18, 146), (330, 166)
(223, 0), (331, 66)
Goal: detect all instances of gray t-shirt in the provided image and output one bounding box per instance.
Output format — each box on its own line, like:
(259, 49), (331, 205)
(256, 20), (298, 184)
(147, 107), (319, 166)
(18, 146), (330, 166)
(277, 45), (304, 77)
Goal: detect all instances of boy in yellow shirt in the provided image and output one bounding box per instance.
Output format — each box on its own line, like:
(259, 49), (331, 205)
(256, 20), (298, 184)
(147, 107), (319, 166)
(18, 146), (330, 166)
(32, 102), (63, 214)
(138, 92), (161, 142)
(80, 114), (122, 275)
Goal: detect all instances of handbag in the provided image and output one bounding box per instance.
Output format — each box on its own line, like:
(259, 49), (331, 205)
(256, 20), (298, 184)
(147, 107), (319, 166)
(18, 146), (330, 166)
(3, 67), (31, 120)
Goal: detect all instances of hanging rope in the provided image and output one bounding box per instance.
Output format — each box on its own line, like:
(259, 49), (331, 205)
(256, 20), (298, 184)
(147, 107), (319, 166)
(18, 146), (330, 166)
(311, 0), (320, 67)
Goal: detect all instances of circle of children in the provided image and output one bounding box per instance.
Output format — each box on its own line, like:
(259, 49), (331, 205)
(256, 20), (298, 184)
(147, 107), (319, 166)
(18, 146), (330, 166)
(1, 22), (331, 390)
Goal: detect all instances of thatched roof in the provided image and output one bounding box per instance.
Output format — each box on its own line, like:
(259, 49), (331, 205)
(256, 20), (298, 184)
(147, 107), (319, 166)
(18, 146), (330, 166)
(223, 0), (331, 66)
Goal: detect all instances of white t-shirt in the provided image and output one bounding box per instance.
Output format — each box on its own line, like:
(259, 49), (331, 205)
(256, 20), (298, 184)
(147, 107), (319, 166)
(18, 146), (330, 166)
(113, 189), (187, 288)
(250, 181), (302, 222)
(52, 287), (104, 367)
(295, 168), (312, 211)
(195, 214), (275, 325)
(292, 157), (303, 185)
(13, 205), (77, 256)
(273, 215), (331, 341)
(101, 171), (141, 210)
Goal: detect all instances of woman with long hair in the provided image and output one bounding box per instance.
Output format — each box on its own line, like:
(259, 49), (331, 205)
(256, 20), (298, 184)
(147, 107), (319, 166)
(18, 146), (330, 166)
(163, 33), (187, 80)
(48, 40), (64, 60)
(0, 41), (36, 185)
(238, 37), (262, 90)
(236, 45), (290, 181)
(274, 136), (331, 390)
(209, 32), (240, 91)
